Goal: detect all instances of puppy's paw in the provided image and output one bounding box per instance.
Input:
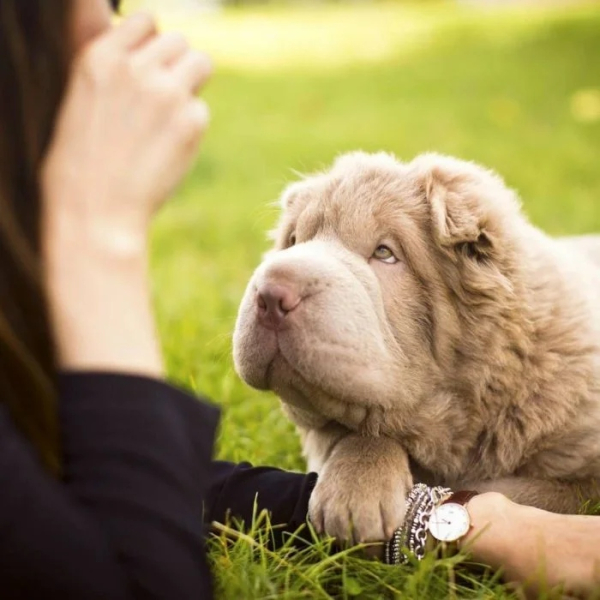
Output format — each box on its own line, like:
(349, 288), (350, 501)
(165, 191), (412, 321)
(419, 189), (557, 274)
(308, 460), (410, 546)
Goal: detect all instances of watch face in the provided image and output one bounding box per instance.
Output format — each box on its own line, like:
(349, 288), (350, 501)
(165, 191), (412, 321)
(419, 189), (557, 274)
(428, 503), (470, 542)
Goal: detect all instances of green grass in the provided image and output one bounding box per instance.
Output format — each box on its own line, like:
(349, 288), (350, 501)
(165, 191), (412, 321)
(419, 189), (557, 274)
(207, 513), (515, 599)
(143, 2), (600, 597)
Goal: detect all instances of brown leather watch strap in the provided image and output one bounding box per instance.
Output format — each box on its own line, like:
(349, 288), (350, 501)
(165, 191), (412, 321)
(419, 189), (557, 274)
(442, 490), (479, 506)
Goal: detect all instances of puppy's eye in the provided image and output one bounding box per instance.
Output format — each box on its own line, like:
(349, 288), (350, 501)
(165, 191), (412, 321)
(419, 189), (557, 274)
(373, 245), (398, 264)
(289, 233), (297, 247)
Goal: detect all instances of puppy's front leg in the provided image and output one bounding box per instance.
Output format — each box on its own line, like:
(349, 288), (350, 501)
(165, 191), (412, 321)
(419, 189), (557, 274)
(303, 424), (412, 545)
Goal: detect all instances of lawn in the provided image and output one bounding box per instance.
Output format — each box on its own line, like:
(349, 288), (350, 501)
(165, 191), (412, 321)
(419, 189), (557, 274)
(136, 0), (600, 597)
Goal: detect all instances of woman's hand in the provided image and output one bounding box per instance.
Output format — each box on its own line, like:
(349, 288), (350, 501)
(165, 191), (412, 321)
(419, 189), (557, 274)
(43, 12), (211, 254)
(42, 13), (212, 375)
(460, 493), (600, 598)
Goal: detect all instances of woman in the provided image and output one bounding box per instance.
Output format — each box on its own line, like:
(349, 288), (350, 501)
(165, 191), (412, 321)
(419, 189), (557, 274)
(1, 1), (312, 598)
(0, 0), (598, 598)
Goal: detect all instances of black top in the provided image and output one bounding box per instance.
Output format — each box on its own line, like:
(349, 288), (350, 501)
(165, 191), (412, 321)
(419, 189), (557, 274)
(0, 373), (316, 599)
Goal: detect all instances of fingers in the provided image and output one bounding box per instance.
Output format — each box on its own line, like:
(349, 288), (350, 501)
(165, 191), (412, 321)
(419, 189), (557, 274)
(171, 50), (212, 95)
(131, 28), (212, 95)
(133, 31), (189, 68)
(102, 11), (212, 94)
(180, 99), (210, 145)
(108, 12), (157, 51)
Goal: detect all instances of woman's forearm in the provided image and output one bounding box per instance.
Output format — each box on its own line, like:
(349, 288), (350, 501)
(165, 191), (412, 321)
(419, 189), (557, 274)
(44, 210), (163, 377)
(460, 492), (600, 597)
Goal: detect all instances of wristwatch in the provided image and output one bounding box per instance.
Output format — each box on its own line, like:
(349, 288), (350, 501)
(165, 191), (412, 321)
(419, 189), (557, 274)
(427, 490), (479, 543)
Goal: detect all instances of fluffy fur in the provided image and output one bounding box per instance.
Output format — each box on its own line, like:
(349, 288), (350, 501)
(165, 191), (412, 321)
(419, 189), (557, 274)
(233, 152), (600, 544)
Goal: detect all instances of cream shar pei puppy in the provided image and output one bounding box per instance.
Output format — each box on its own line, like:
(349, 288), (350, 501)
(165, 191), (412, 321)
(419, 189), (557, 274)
(233, 152), (600, 545)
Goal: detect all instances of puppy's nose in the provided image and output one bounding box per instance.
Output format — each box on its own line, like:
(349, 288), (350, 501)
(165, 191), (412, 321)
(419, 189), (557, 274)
(256, 283), (301, 331)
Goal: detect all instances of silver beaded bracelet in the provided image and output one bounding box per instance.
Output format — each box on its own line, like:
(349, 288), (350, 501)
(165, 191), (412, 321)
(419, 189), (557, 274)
(384, 483), (452, 565)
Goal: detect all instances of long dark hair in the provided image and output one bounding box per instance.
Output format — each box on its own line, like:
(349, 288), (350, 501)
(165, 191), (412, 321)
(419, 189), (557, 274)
(0, 1), (73, 475)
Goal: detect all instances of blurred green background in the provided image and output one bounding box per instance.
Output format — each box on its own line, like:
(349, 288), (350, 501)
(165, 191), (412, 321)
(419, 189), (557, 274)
(123, 0), (600, 596)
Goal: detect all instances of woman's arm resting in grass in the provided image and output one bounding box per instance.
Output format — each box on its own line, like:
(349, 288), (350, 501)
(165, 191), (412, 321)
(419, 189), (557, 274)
(206, 471), (600, 598)
(459, 492), (600, 597)
(207, 461), (317, 541)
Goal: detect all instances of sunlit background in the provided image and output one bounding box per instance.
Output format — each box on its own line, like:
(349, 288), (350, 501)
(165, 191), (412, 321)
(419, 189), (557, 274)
(116, 0), (600, 596)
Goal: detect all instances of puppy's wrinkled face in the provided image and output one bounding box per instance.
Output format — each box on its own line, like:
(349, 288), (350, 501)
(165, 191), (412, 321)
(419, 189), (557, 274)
(233, 151), (521, 434)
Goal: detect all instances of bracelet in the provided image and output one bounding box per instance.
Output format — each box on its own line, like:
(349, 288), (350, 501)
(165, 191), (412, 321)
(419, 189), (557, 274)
(385, 483), (452, 565)
(385, 484), (427, 565)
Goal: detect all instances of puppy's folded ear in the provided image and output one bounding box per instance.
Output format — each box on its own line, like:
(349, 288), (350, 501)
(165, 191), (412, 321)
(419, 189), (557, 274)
(411, 153), (519, 261)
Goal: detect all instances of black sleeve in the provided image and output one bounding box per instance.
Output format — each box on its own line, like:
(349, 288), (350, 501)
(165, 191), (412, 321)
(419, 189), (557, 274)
(206, 461), (317, 541)
(0, 372), (219, 600)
